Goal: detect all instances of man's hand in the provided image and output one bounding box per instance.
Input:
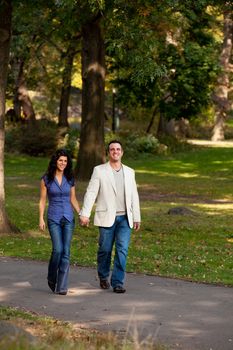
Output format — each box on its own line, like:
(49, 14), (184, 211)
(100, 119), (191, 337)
(133, 222), (141, 231)
(79, 216), (90, 227)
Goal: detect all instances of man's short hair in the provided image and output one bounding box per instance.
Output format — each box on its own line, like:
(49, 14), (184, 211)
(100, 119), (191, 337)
(107, 140), (123, 152)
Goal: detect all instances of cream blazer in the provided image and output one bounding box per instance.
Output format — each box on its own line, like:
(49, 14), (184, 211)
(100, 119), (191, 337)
(80, 162), (141, 228)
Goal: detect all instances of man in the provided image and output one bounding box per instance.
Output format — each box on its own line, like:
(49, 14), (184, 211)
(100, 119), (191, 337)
(79, 140), (141, 293)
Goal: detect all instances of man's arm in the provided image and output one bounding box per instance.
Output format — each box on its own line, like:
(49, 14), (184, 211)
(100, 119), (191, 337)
(132, 171), (141, 229)
(79, 167), (100, 225)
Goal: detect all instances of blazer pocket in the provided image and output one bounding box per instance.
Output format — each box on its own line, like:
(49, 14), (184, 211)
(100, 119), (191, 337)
(96, 208), (107, 212)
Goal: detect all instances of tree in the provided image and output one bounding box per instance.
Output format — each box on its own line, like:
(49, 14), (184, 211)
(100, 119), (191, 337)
(76, 13), (105, 180)
(106, 1), (220, 137)
(9, 0), (76, 125)
(211, 4), (233, 141)
(8, 1), (50, 122)
(13, 58), (36, 122)
(58, 40), (78, 127)
(0, 0), (16, 232)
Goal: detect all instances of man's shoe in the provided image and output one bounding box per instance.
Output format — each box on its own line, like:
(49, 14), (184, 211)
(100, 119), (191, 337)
(48, 280), (56, 292)
(100, 280), (110, 289)
(113, 286), (126, 294)
(57, 291), (67, 295)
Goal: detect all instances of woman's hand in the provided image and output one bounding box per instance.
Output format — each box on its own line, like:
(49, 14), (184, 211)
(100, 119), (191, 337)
(39, 218), (46, 231)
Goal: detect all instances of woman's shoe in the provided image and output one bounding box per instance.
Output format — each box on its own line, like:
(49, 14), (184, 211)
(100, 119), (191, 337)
(48, 280), (56, 292)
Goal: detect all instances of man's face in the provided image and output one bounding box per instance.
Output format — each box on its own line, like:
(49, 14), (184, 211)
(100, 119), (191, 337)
(108, 143), (123, 162)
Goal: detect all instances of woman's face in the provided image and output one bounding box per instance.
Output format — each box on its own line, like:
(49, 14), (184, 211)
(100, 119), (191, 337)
(56, 156), (68, 172)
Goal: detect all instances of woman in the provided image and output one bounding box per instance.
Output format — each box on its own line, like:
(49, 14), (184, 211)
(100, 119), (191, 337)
(39, 149), (80, 295)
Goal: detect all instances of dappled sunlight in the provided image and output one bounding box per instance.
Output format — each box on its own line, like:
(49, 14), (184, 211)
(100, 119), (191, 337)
(0, 286), (21, 302)
(193, 300), (221, 307)
(177, 173), (199, 178)
(188, 139), (233, 148)
(138, 184), (156, 189)
(168, 323), (202, 337)
(140, 206), (156, 210)
(0, 290), (10, 301)
(103, 311), (157, 323)
(17, 184), (35, 189)
(136, 169), (212, 180)
(13, 281), (31, 287)
(64, 287), (102, 297)
(136, 169), (162, 175)
(212, 161), (225, 164)
(192, 202), (233, 214)
(27, 230), (49, 238)
(7, 157), (29, 163)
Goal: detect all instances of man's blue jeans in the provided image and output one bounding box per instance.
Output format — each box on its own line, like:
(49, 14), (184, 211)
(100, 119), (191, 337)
(47, 217), (74, 293)
(98, 215), (131, 288)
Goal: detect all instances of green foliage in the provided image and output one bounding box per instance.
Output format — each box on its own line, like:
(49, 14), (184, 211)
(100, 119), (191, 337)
(58, 128), (80, 158)
(160, 40), (219, 120)
(5, 120), (58, 156)
(106, 0), (221, 127)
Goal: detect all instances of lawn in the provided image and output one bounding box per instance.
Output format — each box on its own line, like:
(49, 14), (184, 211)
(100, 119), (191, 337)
(1, 145), (233, 286)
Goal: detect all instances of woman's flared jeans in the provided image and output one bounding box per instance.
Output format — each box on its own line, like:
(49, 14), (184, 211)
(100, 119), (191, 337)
(97, 215), (131, 288)
(47, 217), (74, 293)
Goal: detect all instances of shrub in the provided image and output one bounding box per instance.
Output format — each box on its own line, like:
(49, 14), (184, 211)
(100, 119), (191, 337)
(104, 132), (167, 157)
(132, 134), (160, 153)
(158, 134), (192, 153)
(5, 119), (58, 156)
(124, 134), (161, 156)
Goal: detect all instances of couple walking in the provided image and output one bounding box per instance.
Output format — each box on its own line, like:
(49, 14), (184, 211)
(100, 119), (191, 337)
(39, 140), (141, 295)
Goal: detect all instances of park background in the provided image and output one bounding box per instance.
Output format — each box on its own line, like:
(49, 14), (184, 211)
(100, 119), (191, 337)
(0, 1), (232, 349)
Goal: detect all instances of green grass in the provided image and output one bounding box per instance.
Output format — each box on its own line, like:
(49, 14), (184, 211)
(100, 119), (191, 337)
(1, 147), (233, 286)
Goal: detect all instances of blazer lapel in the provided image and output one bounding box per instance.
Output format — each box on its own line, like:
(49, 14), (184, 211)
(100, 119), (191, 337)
(106, 162), (117, 194)
(122, 164), (130, 197)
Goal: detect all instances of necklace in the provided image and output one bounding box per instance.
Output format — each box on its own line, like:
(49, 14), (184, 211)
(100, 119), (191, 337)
(114, 166), (122, 172)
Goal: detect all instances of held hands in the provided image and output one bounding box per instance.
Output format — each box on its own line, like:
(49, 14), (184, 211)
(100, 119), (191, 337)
(79, 215), (90, 227)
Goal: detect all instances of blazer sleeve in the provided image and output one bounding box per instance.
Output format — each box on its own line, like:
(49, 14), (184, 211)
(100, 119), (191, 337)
(79, 167), (100, 218)
(132, 171), (141, 222)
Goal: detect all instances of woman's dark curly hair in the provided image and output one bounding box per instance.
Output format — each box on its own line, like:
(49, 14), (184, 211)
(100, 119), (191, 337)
(46, 149), (74, 183)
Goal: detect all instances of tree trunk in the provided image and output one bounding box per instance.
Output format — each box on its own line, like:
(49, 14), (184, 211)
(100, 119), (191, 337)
(211, 10), (233, 141)
(15, 59), (36, 122)
(146, 105), (158, 134)
(58, 44), (76, 127)
(0, 0), (17, 233)
(13, 61), (21, 121)
(157, 113), (167, 137)
(76, 17), (105, 180)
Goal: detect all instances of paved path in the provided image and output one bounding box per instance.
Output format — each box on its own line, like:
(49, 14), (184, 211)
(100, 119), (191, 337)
(0, 257), (233, 350)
